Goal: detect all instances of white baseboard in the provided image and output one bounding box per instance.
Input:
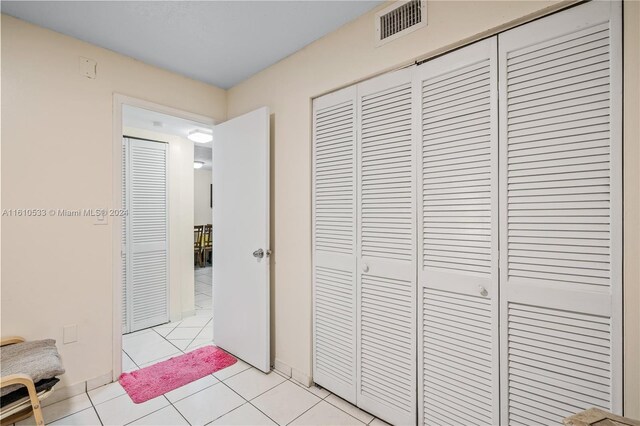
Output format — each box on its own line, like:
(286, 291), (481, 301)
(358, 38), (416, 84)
(292, 367), (312, 387)
(272, 358), (311, 387)
(43, 371), (113, 407)
(182, 309), (196, 319)
(87, 372), (113, 391)
(42, 380), (86, 407)
(273, 359), (292, 378)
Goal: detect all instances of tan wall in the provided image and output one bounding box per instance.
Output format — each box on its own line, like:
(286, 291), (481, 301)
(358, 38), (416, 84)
(227, 0), (640, 412)
(0, 14), (226, 389)
(194, 169), (213, 226)
(123, 127), (196, 322)
(2, 0), (639, 413)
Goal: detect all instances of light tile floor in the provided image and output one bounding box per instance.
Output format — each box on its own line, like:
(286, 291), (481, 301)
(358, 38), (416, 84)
(17, 266), (388, 426)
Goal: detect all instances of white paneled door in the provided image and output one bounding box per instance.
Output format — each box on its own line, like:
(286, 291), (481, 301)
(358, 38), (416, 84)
(356, 67), (417, 425)
(499, 1), (622, 423)
(213, 107), (271, 373)
(417, 37), (499, 426)
(312, 86), (358, 403)
(123, 137), (169, 334)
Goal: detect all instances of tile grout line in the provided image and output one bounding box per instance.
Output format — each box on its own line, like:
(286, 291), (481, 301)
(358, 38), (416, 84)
(86, 391), (105, 426)
(154, 328), (188, 355)
(215, 380), (281, 426)
(322, 396), (375, 425)
(121, 400), (174, 426)
(211, 363), (251, 382)
(160, 319), (209, 353)
(201, 402), (248, 426)
(163, 395), (193, 426)
(289, 378), (331, 401)
(236, 373), (288, 402)
(44, 404), (101, 426)
(278, 378), (369, 426)
(284, 399), (323, 426)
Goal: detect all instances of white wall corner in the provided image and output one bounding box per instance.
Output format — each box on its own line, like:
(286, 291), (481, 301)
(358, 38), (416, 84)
(273, 359), (292, 378)
(291, 367), (312, 387)
(182, 309), (196, 319)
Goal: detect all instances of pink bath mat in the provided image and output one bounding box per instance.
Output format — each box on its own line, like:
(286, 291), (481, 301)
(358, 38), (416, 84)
(119, 345), (237, 403)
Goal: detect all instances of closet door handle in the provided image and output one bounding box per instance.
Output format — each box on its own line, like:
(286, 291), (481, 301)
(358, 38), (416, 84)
(478, 286), (488, 297)
(362, 263), (369, 273)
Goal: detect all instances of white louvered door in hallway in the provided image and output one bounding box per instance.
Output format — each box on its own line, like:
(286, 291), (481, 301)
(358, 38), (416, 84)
(499, 1), (622, 423)
(417, 38), (499, 426)
(356, 68), (417, 425)
(122, 140), (128, 333)
(312, 2), (622, 424)
(312, 87), (358, 403)
(123, 137), (170, 333)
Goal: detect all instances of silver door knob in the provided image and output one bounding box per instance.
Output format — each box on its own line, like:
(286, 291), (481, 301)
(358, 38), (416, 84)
(362, 263), (369, 273)
(253, 249), (264, 259)
(479, 286), (488, 297)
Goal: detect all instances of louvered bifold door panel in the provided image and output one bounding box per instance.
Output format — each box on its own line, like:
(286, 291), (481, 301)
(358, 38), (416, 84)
(356, 67), (416, 425)
(127, 138), (170, 332)
(498, 2), (622, 424)
(122, 139), (129, 334)
(417, 38), (499, 426)
(312, 86), (358, 403)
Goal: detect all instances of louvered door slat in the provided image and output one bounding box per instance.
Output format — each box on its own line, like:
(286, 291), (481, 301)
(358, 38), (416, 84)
(312, 86), (357, 403)
(417, 37), (499, 426)
(356, 67), (416, 425)
(499, 2), (622, 423)
(126, 138), (169, 332)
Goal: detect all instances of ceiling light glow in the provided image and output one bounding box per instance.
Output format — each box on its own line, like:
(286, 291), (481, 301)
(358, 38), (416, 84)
(188, 129), (213, 143)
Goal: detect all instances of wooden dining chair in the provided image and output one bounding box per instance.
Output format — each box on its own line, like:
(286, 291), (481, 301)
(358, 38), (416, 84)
(203, 224), (212, 266)
(194, 225), (204, 267)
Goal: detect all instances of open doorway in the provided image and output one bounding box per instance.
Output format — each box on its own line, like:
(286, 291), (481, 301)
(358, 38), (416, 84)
(113, 97), (271, 379)
(193, 142), (213, 333)
(113, 96), (215, 377)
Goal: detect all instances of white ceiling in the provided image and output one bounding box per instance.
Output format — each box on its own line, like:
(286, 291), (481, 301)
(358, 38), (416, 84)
(123, 105), (213, 169)
(2, 1), (382, 89)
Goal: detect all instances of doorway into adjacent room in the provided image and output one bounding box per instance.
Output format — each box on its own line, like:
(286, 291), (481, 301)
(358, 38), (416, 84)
(116, 99), (215, 374)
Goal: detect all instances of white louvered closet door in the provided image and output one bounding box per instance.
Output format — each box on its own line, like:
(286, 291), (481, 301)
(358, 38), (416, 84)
(126, 138), (170, 333)
(499, 1), (622, 424)
(122, 139), (129, 333)
(418, 38), (499, 426)
(356, 67), (417, 425)
(312, 86), (358, 403)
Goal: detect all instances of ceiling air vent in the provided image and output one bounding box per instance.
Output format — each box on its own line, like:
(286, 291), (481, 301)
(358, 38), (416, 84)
(376, 0), (426, 46)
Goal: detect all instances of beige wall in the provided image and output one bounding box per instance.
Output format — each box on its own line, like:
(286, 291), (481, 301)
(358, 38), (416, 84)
(2, 0), (639, 414)
(194, 169), (212, 226)
(227, 0), (640, 413)
(123, 127), (196, 322)
(1, 14), (226, 389)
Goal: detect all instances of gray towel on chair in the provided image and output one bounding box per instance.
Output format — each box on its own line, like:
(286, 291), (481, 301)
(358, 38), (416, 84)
(0, 339), (65, 397)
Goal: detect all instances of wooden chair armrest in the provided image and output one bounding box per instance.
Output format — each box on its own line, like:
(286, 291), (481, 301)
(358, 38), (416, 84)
(0, 336), (25, 346)
(1, 372), (35, 389)
(0, 373), (45, 425)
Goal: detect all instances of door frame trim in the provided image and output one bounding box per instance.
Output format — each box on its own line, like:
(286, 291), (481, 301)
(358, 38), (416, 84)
(111, 94), (216, 380)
